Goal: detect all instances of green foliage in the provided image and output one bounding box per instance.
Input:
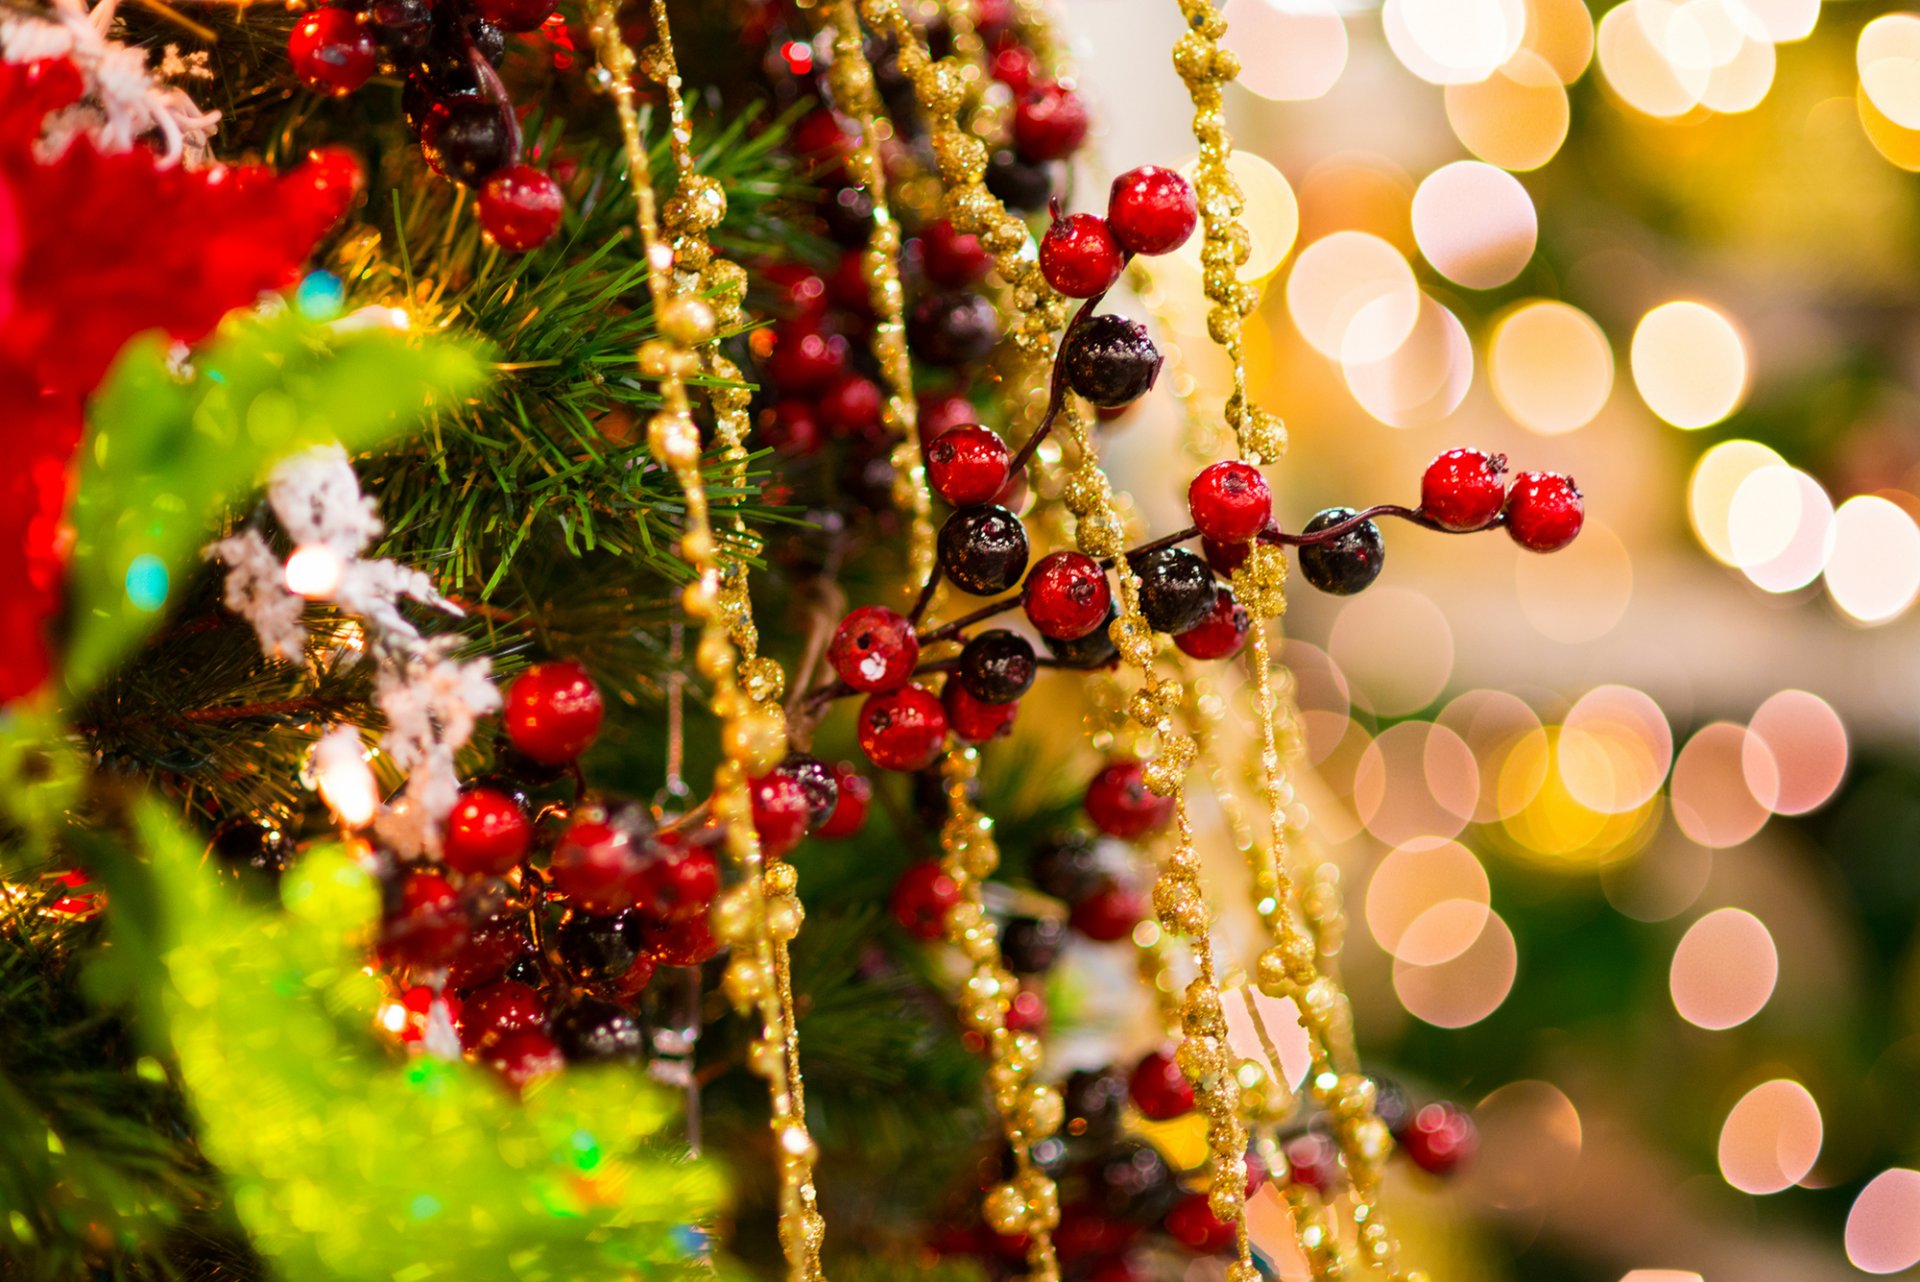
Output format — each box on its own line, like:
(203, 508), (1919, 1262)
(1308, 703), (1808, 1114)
(94, 804), (723, 1282)
(62, 312), (484, 700)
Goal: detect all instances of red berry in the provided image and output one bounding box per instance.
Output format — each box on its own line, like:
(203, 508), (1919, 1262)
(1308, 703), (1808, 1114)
(991, 44), (1039, 93)
(819, 374), (886, 439)
(1055, 1204), (1141, 1265)
(299, 145), (365, 224)
(827, 248), (874, 316)
(891, 860), (962, 938)
(858, 685), (949, 771)
(636, 841), (719, 923)
(648, 912), (720, 967)
(764, 262), (828, 319)
(1503, 471), (1584, 552)
(919, 392), (979, 442)
(1005, 986), (1048, 1033)
(1285, 1133), (1344, 1193)
(505, 661), (604, 764)
(1128, 1048), (1194, 1120)
(1014, 82), (1090, 162)
(1164, 1192), (1235, 1254)
(943, 681), (1018, 743)
(474, 0), (553, 32)
(926, 425), (1012, 507)
(1068, 879), (1142, 943)
(443, 787), (531, 876)
(817, 763), (872, 839)
(1107, 165), (1199, 256)
(1039, 213), (1124, 299)
(1085, 1256), (1147, 1282)
(1174, 586), (1250, 661)
(447, 918), (532, 991)
(762, 399), (823, 456)
(792, 108), (854, 166)
(921, 219), (992, 287)
(829, 605), (920, 692)
(1085, 760), (1173, 840)
(484, 1028), (565, 1090)
(767, 324), (850, 393)
(750, 771), (813, 857)
(550, 819), (642, 913)
(1022, 551), (1111, 641)
(613, 951), (657, 995)
(1420, 447), (1508, 531)
(478, 166), (565, 252)
(1401, 1101), (1477, 1175)
(1188, 460), (1272, 544)
(381, 870), (471, 966)
(1201, 522), (1280, 575)
(288, 8), (375, 97)
(458, 979), (547, 1050)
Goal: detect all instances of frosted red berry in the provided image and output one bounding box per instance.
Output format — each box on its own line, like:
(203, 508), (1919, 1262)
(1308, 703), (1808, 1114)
(474, 0), (554, 32)
(858, 685), (949, 772)
(301, 145), (366, 223)
(1174, 586), (1250, 661)
(1039, 213), (1124, 298)
(1005, 987), (1048, 1033)
(1022, 551), (1111, 641)
(767, 324), (850, 393)
(458, 979), (547, 1050)
(921, 219), (992, 287)
(485, 1028), (565, 1090)
(1188, 460), (1272, 544)
(1068, 879), (1142, 942)
(1164, 1192), (1235, 1255)
(381, 870), (470, 966)
(550, 819), (641, 914)
(829, 605), (920, 692)
(505, 661), (604, 764)
(649, 913), (720, 967)
(818, 374), (885, 439)
(1128, 1048), (1194, 1120)
(478, 166), (565, 252)
(443, 787), (531, 876)
(1401, 1101), (1477, 1175)
(1202, 522), (1280, 575)
(1285, 1133), (1343, 1193)
(818, 763), (872, 839)
(943, 681), (1018, 743)
(1420, 447), (1508, 532)
(991, 44), (1039, 93)
(749, 770), (813, 858)
(1013, 82), (1089, 162)
(1106, 165), (1199, 256)
(1503, 471), (1584, 552)
(926, 425), (1012, 507)
(288, 9), (376, 97)
(892, 860), (962, 938)
(631, 838), (719, 923)
(1085, 759), (1173, 839)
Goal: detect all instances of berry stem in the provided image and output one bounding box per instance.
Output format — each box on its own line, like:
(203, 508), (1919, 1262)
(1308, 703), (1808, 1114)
(463, 32), (524, 165)
(907, 561), (943, 626)
(1005, 282), (1123, 479)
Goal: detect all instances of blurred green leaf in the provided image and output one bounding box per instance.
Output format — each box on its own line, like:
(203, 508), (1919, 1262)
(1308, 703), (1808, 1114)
(61, 312), (486, 700)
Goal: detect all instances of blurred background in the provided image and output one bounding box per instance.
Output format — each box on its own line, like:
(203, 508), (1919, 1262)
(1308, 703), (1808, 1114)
(1058, 1), (1920, 1277)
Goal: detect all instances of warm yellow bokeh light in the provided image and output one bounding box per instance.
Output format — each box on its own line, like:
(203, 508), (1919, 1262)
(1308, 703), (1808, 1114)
(1734, 466), (1834, 593)
(1439, 689), (1549, 822)
(1559, 685), (1672, 816)
(1826, 495), (1920, 623)
(1393, 908), (1518, 1027)
(1688, 439), (1784, 565)
(1222, 0), (1349, 102)
(1515, 518), (1634, 643)
(1489, 300), (1614, 434)
(1365, 837), (1491, 965)
(1176, 150), (1299, 282)
(1328, 586), (1454, 716)
(1497, 728), (1661, 868)
(1597, 0), (1708, 118)
(1670, 907), (1778, 1030)
(1354, 720), (1479, 846)
(1285, 231), (1420, 363)
(1412, 161), (1538, 288)
(1859, 81), (1920, 172)
(1743, 0), (1817, 43)
(1445, 50), (1573, 171)
(1521, 0), (1596, 84)
(1343, 294), (1474, 428)
(1859, 15), (1920, 131)
(1630, 300), (1748, 429)
(1701, 29), (1775, 114)
(1383, 0), (1528, 86)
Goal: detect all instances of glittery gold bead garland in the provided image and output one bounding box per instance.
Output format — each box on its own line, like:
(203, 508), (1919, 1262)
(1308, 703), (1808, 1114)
(583, 9), (829, 1280)
(937, 746), (1064, 1282)
(818, 0), (937, 591)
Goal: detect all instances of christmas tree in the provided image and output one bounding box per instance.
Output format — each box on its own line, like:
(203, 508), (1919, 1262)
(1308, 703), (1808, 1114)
(7, 0), (1918, 1279)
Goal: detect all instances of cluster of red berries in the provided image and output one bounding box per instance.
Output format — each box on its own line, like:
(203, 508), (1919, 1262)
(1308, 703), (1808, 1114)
(1280, 1092), (1478, 1196)
(1420, 447), (1584, 552)
(372, 658), (874, 1090)
(287, 0), (564, 252)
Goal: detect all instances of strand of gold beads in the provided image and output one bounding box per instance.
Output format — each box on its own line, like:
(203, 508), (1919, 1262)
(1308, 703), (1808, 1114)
(1160, 4), (1417, 1276)
(584, 9), (828, 1280)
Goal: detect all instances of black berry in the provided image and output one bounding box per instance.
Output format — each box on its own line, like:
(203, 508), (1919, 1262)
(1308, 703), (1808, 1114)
(779, 753), (840, 832)
(1062, 1066), (1129, 1140)
(1094, 1138), (1182, 1224)
(1298, 506), (1385, 596)
(823, 185), (876, 247)
(558, 909), (644, 984)
(370, 0), (432, 54)
(1001, 915), (1068, 974)
(468, 18), (507, 65)
(908, 291), (1001, 366)
(421, 97), (516, 186)
(210, 816), (290, 875)
(958, 629), (1037, 704)
(938, 505), (1031, 595)
(1129, 545), (1215, 634)
(550, 997), (645, 1063)
(985, 148), (1054, 212)
(1062, 314), (1162, 408)
(1043, 601), (1119, 669)
(1029, 830), (1101, 901)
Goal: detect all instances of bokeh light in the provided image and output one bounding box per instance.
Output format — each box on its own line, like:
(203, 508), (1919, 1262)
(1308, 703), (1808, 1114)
(1382, 0), (1528, 85)
(1515, 518), (1634, 643)
(1630, 301), (1749, 430)
(1701, 27), (1775, 114)
(1467, 1080), (1582, 1210)
(1733, 466), (1834, 593)
(1520, 0), (1596, 83)
(1670, 722), (1774, 848)
(1689, 440), (1785, 564)
(1847, 1169), (1920, 1273)
(1670, 907), (1778, 1029)
(1488, 300), (1614, 434)
(1858, 16), (1920, 131)
(1411, 162), (1538, 288)
(1498, 728), (1661, 868)
(1176, 150), (1299, 282)
(1744, 0), (1818, 42)
(1717, 1078), (1822, 1194)
(1559, 685), (1672, 815)
(1825, 495), (1920, 623)
(1444, 52), (1572, 171)
(1342, 294), (1474, 427)
(1438, 689), (1549, 821)
(1745, 690), (1848, 815)
(1393, 908), (1518, 1027)
(1601, 823), (1714, 922)
(1365, 836), (1492, 965)
(1354, 722), (1479, 846)
(1221, 0), (1349, 102)
(1286, 231), (1419, 363)
(1597, 0), (1709, 118)
(1328, 586), (1454, 716)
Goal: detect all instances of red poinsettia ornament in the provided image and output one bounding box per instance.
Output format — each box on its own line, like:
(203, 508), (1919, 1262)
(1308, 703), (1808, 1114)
(0, 57), (356, 703)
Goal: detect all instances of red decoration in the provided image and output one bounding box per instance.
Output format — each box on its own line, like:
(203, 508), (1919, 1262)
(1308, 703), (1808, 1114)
(443, 787), (532, 875)
(1174, 587), (1249, 661)
(926, 426), (1012, 507)
(1127, 1048), (1194, 1120)
(891, 860), (961, 938)
(1504, 471), (1584, 552)
(1188, 461), (1272, 544)
(1420, 447), (1508, 531)
(858, 685), (948, 771)
(1022, 551), (1111, 641)
(749, 770), (813, 857)
(1013, 82), (1089, 162)
(1039, 212), (1124, 299)
(504, 661), (605, 763)
(919, 219), (991, 287)
(380, 870), (471, 966)
(1106, 165), (1198, 256)
(1164, 1191), (1234, 1254)
(478, 165), (565, 252)
(288, 9), (377, 97)
(457, 980), (548, 1050)
(817, 762), (872, 838)
(1401, 1101), (1478, 1175)
(1084, 759), (1173, 839)
(942, 680), (1017, 743)
(830, 605), (921, 693)
(550, 819), (642, 913)
(1067, 880), (1142, 943)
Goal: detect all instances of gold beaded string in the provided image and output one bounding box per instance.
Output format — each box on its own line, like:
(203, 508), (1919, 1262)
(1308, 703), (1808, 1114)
(938, 746), (1064, 1282)
(818, 0), (937, 592)
(1159, 5), (1416, 1275)
(584, 11), (829, 1281)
